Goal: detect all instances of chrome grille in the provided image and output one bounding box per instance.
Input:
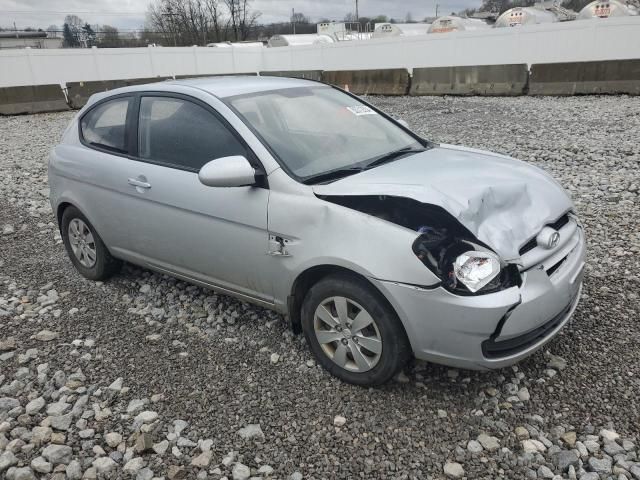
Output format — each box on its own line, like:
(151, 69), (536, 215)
(519, 213), (571, 256)
(519, 214), (580, 272)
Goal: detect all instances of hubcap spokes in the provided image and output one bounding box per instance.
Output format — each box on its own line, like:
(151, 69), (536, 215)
(313, 296), (382, 373)
(68, 219), (97, 268)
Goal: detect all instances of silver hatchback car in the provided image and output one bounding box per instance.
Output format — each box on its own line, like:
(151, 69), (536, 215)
(49, 76), (585, 385)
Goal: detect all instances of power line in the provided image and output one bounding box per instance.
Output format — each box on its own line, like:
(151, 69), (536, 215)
(3, 10), (147, 16)
(41, 30), (169, 34)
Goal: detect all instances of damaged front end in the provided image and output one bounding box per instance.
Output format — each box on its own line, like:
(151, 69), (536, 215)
(317, 195), (522, 296)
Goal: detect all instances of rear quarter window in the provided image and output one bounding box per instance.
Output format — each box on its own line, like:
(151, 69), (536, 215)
(80, 98), (131, 153)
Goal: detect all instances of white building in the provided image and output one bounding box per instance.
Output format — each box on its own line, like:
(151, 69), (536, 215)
(0, 31), (63, 49)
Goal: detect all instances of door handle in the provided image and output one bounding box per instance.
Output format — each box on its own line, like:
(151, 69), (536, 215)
(127, 178), (151, 189)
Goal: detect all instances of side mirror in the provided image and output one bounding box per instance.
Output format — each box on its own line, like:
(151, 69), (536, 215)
(396, 118), (410, 129)
(198, 156), (256, 188)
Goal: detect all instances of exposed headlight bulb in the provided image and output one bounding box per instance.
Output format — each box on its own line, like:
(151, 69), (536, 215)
(453, 251), (501, 293)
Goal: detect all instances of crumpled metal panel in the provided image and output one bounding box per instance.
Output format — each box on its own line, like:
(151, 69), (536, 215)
(313, 144), (574, 261)
(266, 169), (443, 309)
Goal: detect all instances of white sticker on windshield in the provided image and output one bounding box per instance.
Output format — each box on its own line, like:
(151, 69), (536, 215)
(346, 105), (377, 116)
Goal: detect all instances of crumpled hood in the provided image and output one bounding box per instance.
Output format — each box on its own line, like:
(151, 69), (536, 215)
(312, 144), (573, 260)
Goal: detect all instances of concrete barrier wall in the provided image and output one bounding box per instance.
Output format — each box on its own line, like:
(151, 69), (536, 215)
(65, 81), (110, 109)
(410, 64), (529, 96)
(2, 59), (639, 115)
(0, 85), (69, 115)
(66, 77), (170, 109)
(322, 69), (410, 95)
(174, 72), (257, 79)
(259, 70), (323, 81)
(529, 59), (640, 95)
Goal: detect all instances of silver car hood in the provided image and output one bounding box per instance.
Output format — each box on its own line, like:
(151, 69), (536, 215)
(312, 144), (573, 261)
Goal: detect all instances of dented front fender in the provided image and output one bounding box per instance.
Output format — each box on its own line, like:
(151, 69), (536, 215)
(266, 170), (441, 309)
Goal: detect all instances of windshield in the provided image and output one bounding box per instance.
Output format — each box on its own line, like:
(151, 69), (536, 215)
(226, 86), (423, 182)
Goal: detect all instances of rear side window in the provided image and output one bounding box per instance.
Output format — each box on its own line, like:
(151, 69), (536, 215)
(80, 98), (130, 153)
(138, 96), (247, 170)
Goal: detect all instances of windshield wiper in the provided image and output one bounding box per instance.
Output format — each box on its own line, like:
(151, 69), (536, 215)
(302, 167), (363, 185)
(363, 146), (426, 171)
(301, 146), (426, 185)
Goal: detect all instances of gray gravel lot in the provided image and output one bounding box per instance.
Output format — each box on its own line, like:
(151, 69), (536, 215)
(0, 95), (639, 480)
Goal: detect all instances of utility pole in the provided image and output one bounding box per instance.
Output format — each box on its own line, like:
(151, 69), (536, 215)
(435, 3), (440, 17)
(355, 0), (359, 21)
(162, 7), (179, 46)
(292, 8), (296, 34)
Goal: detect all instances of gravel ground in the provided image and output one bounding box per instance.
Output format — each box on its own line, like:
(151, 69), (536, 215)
(0, 95), (639, 480)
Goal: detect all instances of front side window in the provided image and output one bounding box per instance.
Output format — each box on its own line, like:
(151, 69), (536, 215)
(227, 86), (423, 183)
(138, 96), (247, 171)
(81, 98), (130, 153)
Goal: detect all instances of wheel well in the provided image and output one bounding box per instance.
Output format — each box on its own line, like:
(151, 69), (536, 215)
(287, 265), (399, 335)
(56, 202), (73, 232)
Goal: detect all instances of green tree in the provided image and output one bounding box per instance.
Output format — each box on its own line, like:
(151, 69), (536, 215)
(371, 15), (389, 23)
(98, 25), (121, 48)
(562, 0), (591, 12)
(291, 12), (309, 24)
(471, 0), (537, 14)
(357, 16), (371, 29)
(63, 15), (84, 47)
(82, 23), (96, 46)
(63, 23), (78, 47)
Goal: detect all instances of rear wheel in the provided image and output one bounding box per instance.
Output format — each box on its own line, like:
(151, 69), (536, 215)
(61, 206), (121, 281)
(301, 273), (411, 386)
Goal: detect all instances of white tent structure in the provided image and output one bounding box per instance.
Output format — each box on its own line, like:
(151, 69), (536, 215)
(206, 42), (264, 48)
(495, 7), (559, 26)
(427, 16), (491, 33)
(372, 23), (431, 38)
(496, 7), (558, 28)
(267, 34), (334, 48)
(578, 0), (639, 18)
(317, 22), (372, 41)
(495, 2), (577, 27)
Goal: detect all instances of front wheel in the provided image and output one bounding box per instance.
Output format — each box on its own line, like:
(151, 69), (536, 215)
(301, 274), (411, 386)
(61, 206), (121, 281)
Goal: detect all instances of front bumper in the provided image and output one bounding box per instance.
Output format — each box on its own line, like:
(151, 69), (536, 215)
(371, 226), (586, 370)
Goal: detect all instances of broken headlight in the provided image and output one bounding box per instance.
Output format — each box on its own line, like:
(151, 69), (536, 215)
(412, 227), (520, 295)
(453, 251), (501, 293)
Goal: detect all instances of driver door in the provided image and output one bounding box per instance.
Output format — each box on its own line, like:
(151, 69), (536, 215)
(111, 93), (273, 304)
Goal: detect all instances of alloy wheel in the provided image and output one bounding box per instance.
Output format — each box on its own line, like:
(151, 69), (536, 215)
(313, 296), (382, 373)
(68, 218), (97, 268)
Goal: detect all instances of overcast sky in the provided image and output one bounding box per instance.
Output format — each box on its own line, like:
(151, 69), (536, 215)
(1, 0), (482, 31)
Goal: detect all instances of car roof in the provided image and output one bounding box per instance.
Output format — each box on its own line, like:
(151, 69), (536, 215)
(85, 75), (329, 109)
(167, 75), (323, 98)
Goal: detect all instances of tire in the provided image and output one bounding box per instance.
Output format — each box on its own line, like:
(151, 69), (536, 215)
(61, 206), (121, 281)
(301, 273), (411, 386)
